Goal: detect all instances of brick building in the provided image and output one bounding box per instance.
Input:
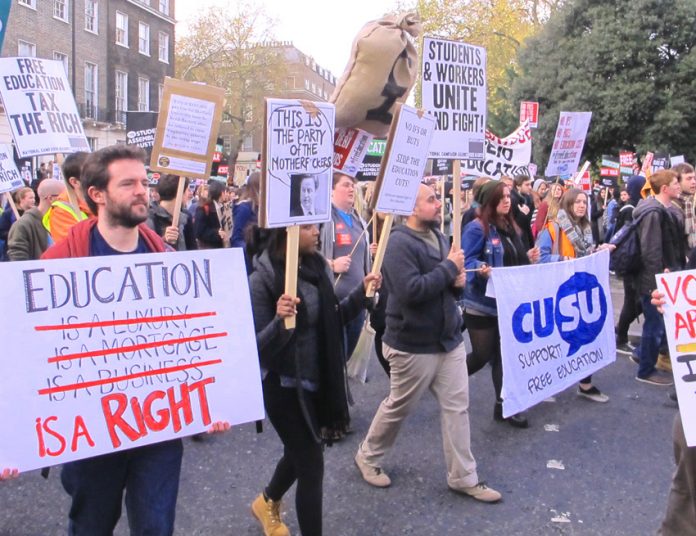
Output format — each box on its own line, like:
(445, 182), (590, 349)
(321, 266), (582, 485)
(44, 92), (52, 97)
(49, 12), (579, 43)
(0, 0), (175, 165)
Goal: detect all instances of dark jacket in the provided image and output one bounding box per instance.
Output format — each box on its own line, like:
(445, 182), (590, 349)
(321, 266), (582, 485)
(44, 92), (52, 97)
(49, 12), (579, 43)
(194, 202), (222, 249)
(7, 207), (48, 260)
(232, 200), (257, 248)
(146, 204), (197, 252)
(511, 188), (534, 249)
(461, 219), (505, 316)
(382, 225), (462, 354)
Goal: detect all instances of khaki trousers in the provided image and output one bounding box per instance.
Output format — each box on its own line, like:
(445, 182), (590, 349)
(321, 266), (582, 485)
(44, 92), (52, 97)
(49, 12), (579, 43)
(358, 341), (479, 489)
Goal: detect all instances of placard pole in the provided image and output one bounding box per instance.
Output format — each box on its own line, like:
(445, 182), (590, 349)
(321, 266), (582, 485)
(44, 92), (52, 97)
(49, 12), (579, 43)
(452, 160), (462, 250)
(171, 176), (187, 228)
(283, 225), (300, 330)
(5, 192), (19, 220)
(366, 214), (394, 298)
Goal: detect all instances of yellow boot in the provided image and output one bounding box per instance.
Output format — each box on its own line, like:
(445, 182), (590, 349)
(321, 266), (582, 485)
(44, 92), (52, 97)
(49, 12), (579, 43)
(656, 353), (672, 373)
(251, 493), (290, 536)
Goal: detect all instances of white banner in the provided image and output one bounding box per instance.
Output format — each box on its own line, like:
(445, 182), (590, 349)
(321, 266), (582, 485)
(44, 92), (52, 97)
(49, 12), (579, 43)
(0, 144), (25, 193)
(0, 57), (90, 158)
(462, 121), (532, 179)
(0, 249), (264, 472)
(422, 37), (486, 160)
(545, 111), (592, 177)
(655, 270), (696, 447)
(491, 250), (615, 417)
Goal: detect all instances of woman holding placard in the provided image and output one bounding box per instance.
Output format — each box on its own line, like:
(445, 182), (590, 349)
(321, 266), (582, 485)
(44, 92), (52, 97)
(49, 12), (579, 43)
(461, 181), (540, 428)
(247, 224), (380, 536)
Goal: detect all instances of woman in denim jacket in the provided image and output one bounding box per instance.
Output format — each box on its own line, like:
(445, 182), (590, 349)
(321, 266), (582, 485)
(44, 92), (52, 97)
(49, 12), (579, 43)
(462, 181), (540, 428)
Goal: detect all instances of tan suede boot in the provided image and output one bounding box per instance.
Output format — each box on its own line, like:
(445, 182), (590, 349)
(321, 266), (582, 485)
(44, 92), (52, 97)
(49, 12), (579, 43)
(251, 493), (290, 536)
(656, 353), (672, 373)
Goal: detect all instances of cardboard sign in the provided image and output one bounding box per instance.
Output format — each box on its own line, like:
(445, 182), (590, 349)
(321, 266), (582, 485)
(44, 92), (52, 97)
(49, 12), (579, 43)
(545, 112), (592, 177)
(642, 152), (654, 175)
(519, 101), (539, 128)
(356, 139), (387, 181)
(261, 99), (334, 228)
(462, 121), (532, 179)
(126, 111), (158, 161)
(656, 270), (696, 446)
(150, 78), (225, 179)
(0, 249), (264, 472)
(422, 37), (487, 160)
(333, 128), (373, 179)
(0, 144), (24, 193)
(372, 104), (435, 215)
(0, 57), (90, 158)
(490, 250), (615, 417)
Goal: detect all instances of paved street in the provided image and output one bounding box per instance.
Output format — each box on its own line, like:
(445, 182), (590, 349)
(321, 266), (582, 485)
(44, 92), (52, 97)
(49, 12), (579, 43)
(0, 276), (679, 535)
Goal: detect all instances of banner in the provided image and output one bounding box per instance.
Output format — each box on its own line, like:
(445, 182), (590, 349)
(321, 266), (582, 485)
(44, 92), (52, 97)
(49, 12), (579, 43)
(0, 58), (90, 158)
(462, 121), (532, 179)
(126, 112), (158, 161)
(491, 250), (615, 417)
(356, 139), (386, 181)
(333, 128), (373, 179)
(0, 144), (24, 193)
(422, 37), (486, 160)
(0, 249), (264, 472)
(656, 270), (696, 446)
(545, 111), (592, 177)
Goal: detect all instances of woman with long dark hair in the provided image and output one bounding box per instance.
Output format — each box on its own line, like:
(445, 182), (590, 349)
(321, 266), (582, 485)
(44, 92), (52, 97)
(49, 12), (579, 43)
(248, 224), (380, 536)
(461, 181), (540, 428)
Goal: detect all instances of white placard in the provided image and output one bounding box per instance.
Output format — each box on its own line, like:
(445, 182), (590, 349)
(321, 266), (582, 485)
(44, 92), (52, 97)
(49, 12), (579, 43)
(490, 251), (615, 417)
(422, 37), (487, 160)
(671, 155), (686, 166)
(263, 99), (334, 228)
(545, 111), (592, 177)
(0, 57), (90, 158)
(0, 249), (264, 472)
(462, 121), (532, 179)
(655, 270), (696, 447)
(0, 144), (24, 194)
(162, 95), (216, 155)
(373, 105), (435, 215)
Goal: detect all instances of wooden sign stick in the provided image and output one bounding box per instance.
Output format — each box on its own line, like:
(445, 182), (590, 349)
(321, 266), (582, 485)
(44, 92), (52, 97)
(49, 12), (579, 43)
(440, 178), (446, 234)
(366, 213), (394, 298)
(283, 225), (301, 330)
(452, 160), (462, 250)
(5, 192), (19, 220)
(171, 176), (187, 228)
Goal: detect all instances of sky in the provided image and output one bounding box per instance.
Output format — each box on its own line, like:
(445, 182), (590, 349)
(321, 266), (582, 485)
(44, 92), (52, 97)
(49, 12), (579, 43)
(176, 0), (404, 78)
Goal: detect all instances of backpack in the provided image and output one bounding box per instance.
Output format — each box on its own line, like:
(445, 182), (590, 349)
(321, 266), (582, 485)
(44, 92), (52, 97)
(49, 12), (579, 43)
(609, 206), (662, 276)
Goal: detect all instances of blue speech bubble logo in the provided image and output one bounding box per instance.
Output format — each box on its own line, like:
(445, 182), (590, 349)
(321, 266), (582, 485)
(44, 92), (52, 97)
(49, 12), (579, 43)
(554, 272), (607, 356)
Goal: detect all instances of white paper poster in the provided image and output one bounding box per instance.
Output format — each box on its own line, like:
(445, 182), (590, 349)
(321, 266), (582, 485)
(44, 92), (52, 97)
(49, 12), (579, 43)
(162, 95), (216, 155)
(0, 57), (90, 157)
(655, 270), (696, 447)
(263, 99), (334, 228)
(491, 250), (615, 417)
(0, 144), (25, 193)
(462, 121), (532, 179)
(0, 249), (264, 472)
(545, 111), (592, 177)
(422, 37), (487, 160)
(373, 105), (435, 215)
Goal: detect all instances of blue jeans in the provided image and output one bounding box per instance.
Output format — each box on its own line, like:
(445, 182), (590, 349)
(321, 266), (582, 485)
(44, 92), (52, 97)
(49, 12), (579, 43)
(635, 294), (666, 378)
(61, 439), (183, 536)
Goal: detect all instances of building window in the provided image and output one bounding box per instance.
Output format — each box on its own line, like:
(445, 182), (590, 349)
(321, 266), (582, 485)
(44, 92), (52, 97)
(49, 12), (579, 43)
(18, 40), (36, 57)
(222, 136), (232, 155)
(18, 0), (36, 9)
(87, 137), (98, 151)
(159, 0), (169, 15)
(138, 77), (149, 112)
(85, 0), (98, 33)
(138, 22), (150, 55)
(115, 71), (128, 123)
(53, 52), (69, 76)
(53, 0), (69, 22)
(304, 79), (310, 91)
(242, 135), (253, 152)
(116, 12), (128, 46)
(84, 62), (98, 119)
(158, 32), (169, 63)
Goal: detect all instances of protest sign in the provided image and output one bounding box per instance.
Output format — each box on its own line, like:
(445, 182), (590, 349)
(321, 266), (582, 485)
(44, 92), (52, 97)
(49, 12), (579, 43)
(545, 112), (592, 177)
(356, 139), (386, 181)
(334, 128), (373, 179)
(671, 155), (685, 166)
(0, 249), (264, 472)
(655, 270), (696, 446)
(520, 101), (539, 128)
(422, 37), (486, 160)
(432, 159), (453, 176)
(462, 121), (532, 179)
(490, 250), (615, 417)
(0, 58), (90, 158)
(652, 153), (670, 172)
(260, 98), (334, 228)
(372, 104), (435, 215)
(619, 150), (636, 176)
(150, 78), (224, 179)
(0, 144), (25, 194)
(126, 111), (158, 161)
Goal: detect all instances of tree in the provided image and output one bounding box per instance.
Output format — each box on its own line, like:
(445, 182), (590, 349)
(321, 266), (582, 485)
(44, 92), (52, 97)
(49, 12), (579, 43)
(176, 3), (288, 168)
(507, 0), (696, 169)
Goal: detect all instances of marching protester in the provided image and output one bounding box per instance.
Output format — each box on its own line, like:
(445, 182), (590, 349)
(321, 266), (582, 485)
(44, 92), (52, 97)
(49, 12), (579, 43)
(0, 187), (36, 260)
(532, 180), (563, 238)
(43, 152), (93, 243)
(603, 186), (619, 241)
(194, 179), (227, 249)
(461, 180), (540, 428)
(510, 174), (535, 248)
(672, 162), (696, 251)
(355, 183), (502, 503)
(232, 172), (260, 272)
(613, 187), (633, 236)
(40, 144), (229, 535)
(537, 187), (611, 402)
(461, 176), (492, 229)
(7, 179), (66, 261)
(590, 185), (606, 244)
(248, 223), (380, 536)
(146, 174), (198, 252)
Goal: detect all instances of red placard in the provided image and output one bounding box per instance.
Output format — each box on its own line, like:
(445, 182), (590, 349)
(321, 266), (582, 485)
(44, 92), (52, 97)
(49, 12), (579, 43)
(600, 167), (619, 177)
(519, 101), (539, 128)
(218, 165), (229, 175)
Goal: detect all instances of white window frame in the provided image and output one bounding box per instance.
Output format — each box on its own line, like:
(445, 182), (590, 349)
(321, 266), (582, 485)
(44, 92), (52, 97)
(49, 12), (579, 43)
(84, 0), (98, 34)
(158, 32), (169, 63)
(159, 0), (169, 16)
(115, 70), (128, 123)
(115, 11), (128, 47)
(84, 62), (98, 118)
(53, 0), (69, 22)
(18, 0), (36, 9)
(53, 51), (69, 76)
(138, 77), (149, 112)
(18, 40), (36, 57)
(138, 22), (150, 56)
